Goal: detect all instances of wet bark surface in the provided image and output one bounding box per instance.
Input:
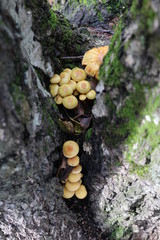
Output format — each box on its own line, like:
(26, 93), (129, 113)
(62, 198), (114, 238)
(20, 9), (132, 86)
(0, 0), (160, 239)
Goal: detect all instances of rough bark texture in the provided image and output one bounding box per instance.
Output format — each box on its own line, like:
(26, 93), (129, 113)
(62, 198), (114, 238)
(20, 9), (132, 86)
(0, 0), (160, 240)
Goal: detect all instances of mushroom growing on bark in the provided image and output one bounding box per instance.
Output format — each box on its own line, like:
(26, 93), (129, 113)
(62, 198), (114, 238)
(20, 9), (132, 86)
(71, 67), (87, 82)
(63, 140), (79, 158)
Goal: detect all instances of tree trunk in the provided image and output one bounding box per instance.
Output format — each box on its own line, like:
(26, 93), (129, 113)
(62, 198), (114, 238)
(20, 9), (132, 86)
(0, 0), (160, 240)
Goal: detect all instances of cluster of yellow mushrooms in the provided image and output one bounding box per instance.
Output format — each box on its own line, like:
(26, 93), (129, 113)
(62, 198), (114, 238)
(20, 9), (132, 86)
(49, 46), (109, 109)
(62, 140), (87, 199)
(49, 67), (96, 109)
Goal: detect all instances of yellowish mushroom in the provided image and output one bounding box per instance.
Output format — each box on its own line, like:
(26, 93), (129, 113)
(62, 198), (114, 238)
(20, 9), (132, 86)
(68, 80), (77, 91)
(76, 80), (91, 94)
(79, 94), (87, 101)
(68, 172), (82, 183)
(62, 95), (78, 109)
(86, 90), (96, 100)
(63, 187), (74, 199)
(49, 84), (59, 97)
(59, 72), (70, 85)
(72, 164), (82, 174)
(73, 89), (79, 96)
(67, 155), (80, 166)
(50, 74), (61, 84)
(54, 95), (63, 105)
(75, 184), (87, 199)
(58, 84), (73, 97)
(65, 180), (81, 192)
(63, 140), (79, 158)
(71, 67), (87, 82)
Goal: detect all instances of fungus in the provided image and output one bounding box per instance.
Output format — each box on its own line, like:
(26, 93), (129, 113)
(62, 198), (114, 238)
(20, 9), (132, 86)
(75, 184), (87, 199)
(76, 80), (91, 94)
(67, 155), (80, 166)
(79, 94), (87, 101)
(62, 95), (78, 109)
(82, 46), (109, 79)
(54, 95), (63, 105)
(63, 140), (79, 158)
(59, 72), (70, 85)
(86, 90), (96, 100)
(68, 80), (77, 91)
(73, 89), (79, 96)
(63, 187), (74, 199)
(68, 172), (82, 183)
(59, 84), (73, 97)
(49, 84), (59, 97)
(71, 67), (87, 82)
(65, 180), (81, 192)
(50, 74), (61, 84)
(72, 164), (82, 174)
(63, 68), (72, 76)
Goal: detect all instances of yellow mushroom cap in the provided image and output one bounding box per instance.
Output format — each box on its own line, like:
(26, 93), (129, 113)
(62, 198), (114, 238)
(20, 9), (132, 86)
(76, 80), (91, 94)
(85, 63), (100, 77)
(68, 172), (82, 183)
(71, 67), (87, 82)
(75, 184), (87, 199)
(50, 84), (59, 97)
(58, 84), (73, 97)
(68, 80), (77, 91)
(79, 94), (87, 101)
(65, 180), (81, 192)
(86, 90), (96, 100)
(59, 72), (70, 85)
(67, 155), (80, 166)
(63, 140), (79, 158)
(72, 164), (82, 174)
(50, 74), (61, 84)
(63, 187), (74, 199)
(62, 95), (78, 109)
(63, 68), (72, 75)
(54, 95), (63, 105)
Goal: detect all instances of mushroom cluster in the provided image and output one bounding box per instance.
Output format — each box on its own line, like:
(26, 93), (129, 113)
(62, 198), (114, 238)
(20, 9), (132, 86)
(62, 140), (87, 199)
(49, 67), (96, 109)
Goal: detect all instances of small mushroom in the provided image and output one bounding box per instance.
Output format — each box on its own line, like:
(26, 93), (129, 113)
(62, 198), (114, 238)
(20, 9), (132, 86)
(63, 140), (79, 158)
(50, 84), (59, 97)
(63, 187), (74, 199)
(75, 184), (87, 199)
(71, 67), (87, 82)
(79, 94), (87, 101)
(86, 90), (96, 100)
(67, 155), (80, 166)
(85, 63), (99, 77)
(68, 80), (77, 91)
(54, 95), (63, 105)
(59, 72), (70, 85)
(73, 89), (79, 96)
(76, 80), (91, 94)
(65, 180), (81, 192)
(72, 164), (82, 174)
(63, 68), (72, 76)
(68, 172), (82, 183)
(62, 95), (78, 109)
(50, 74), (61, 84)
(59, 84), (73, 97)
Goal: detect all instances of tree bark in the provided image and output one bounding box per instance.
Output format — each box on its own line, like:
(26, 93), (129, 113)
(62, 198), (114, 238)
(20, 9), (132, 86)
(0, 0), (160, 240)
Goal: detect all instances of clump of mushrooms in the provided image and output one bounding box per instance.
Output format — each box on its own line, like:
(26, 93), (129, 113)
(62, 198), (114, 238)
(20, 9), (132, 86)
(61, 140), (87, 199)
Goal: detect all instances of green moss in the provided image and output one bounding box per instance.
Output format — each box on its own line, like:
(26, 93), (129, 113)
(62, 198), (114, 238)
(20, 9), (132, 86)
(48, 9), (58, 31)
(110, 225), (125, 240)
(85, 128), (93, 141)
(42, 105), (55, 137)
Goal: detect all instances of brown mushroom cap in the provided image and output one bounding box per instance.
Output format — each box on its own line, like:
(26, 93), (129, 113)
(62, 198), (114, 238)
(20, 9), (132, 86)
(67, 155), (80, 166)
(50, 74), (61, 84)
(76, 80), (91, 94)
(68, 80), (77, 91)
(63, 141), (79, 158)
(68, 172), (82, 183)
(73, 89), (79, 96)
(65, 180), (81, 192)
(86, 90), (96, 100)
(62, 95), (78, 109)
(63, 187), (74, 199)
(79, 94), (87, 101)
(59, 84), (73, 97)
(49, 84), (59, 97)
(75, 184), (87, 199)
(72, 164), (82, 174)
(71, 67), (87, 82)
(54, 95), (63, 104)
(59, 72), (70, 85)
